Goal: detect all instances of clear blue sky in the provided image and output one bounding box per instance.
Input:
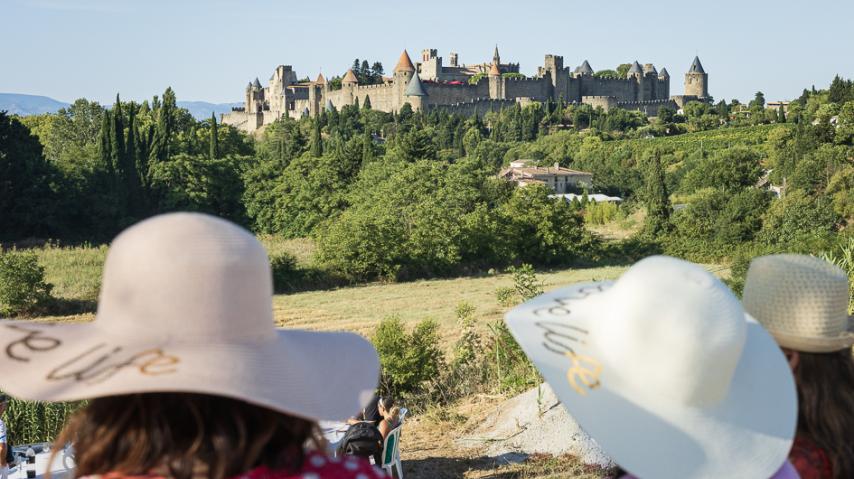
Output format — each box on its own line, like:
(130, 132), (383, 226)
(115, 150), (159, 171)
(2, 0), (852, 105)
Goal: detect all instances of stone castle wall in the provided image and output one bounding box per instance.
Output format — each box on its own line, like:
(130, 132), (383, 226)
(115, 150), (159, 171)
(503, 77), (551, 101)
(429, 98), (517, 117)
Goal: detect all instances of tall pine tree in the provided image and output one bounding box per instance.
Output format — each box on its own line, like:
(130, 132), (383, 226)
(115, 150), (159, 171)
(310, 118), (323, 157)
(643, 150), (672, 236)
(210, 112), (219, 160)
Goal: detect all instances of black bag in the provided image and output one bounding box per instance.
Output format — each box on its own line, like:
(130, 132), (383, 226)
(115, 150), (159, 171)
(337, 422), (382, 458)
(5, 441), (12, 465)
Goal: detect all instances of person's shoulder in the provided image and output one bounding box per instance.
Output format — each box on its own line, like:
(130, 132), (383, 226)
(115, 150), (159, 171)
(240, 452), (387, 479)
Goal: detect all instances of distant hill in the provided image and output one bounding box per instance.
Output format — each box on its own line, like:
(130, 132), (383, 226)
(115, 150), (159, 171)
(0, 93), (241, 121)
(176, 101), (243, 120)
(0, 93), (69, 115)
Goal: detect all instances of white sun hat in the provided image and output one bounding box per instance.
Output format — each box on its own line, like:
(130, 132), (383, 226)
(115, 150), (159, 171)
(0, 213), (379, 422)
(504, 256), (796, 479)
(743, 253), (853, 353)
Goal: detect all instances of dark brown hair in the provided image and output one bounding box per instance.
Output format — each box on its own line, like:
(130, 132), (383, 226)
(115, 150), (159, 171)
(51, 393), (321, 479)
(793, 350), (854, 479)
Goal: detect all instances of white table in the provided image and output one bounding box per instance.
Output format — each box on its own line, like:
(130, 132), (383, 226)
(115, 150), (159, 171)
(319, 420), (349, 456)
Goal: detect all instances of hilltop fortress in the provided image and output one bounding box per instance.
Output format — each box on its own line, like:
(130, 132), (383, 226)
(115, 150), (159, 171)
(223, 47), (710, 133)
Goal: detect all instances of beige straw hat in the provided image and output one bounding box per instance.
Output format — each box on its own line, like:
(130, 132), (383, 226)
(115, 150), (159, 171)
(504, 256), (796, 479)
(743, 253), (854, 353)
(0, 213), (380, 421)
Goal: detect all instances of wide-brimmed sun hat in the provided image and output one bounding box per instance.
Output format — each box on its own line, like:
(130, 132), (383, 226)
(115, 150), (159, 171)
(743, 253), (853, 353)
(0, 213), (380, 422)
(504, 256), (796, 479)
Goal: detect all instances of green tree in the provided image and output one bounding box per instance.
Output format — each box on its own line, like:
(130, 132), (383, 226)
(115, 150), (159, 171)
(310, 119), (323, 157)
(209, 112), (218, 160)
(681, 146), (763, 192)
(0, 113), (59, 239)
(643, 150), (672, 236)
(777, 105), (786, 123)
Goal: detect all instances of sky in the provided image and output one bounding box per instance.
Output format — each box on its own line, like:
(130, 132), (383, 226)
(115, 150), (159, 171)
(1, 0), (852, 105)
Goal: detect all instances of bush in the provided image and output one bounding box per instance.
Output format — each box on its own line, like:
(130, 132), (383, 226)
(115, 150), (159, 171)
(371, 316), (445, 400)
(0, 250), (53, 316)
(269, 251), (299, 293)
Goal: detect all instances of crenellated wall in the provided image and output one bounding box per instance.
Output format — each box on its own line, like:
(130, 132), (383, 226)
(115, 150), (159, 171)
(503, 77), (551, 101)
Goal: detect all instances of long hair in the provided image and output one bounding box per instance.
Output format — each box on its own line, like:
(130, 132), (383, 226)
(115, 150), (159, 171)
(51, 393), (322, 479)
(794, 350), (854, 479)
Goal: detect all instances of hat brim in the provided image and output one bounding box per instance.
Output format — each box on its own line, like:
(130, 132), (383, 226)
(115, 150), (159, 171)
(768, 317), (854, 353)
(0, 319), (379, 422)
(505, 282), (797, 479)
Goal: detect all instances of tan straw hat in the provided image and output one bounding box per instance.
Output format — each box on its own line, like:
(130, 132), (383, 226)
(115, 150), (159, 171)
(504, 256), (796, 479)
(743, 253), (854, 353)
(0, 213), (380, 421)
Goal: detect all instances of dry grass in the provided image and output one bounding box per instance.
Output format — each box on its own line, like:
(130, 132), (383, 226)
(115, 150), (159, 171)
(587, 208), (645, 241)
(272, 266), (628, 344)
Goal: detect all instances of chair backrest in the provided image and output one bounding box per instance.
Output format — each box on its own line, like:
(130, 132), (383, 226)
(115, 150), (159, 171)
(398, 407), (409, 424)
(380, 424), (402, 467)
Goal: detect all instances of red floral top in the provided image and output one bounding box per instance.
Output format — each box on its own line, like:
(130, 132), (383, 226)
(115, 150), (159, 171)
(789, 435), (833, 479)
(80, 451), (387, 479)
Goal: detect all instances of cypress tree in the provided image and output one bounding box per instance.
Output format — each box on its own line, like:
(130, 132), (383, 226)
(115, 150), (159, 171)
(361, 128), (373, 165)
(110, 95), (126, 179)
(99, 110), (114, 175)
(777, 105), (786, 123)
(644, 150), (672, 236)
(210, 112), (219, 160)
(124, 103), (142, 216)
(310, 119), (323, 157)
(363, 95), (372, 110)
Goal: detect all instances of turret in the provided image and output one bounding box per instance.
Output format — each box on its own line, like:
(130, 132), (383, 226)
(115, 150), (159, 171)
(404, 72), (428, 111)
(658, 68), (671, 98)
(393, 50), (416, 112)
(684, 56), (709, 99)
(493, 44), (501, 66)
(576, 60), (594, 77)
(488, 62), (505, 99)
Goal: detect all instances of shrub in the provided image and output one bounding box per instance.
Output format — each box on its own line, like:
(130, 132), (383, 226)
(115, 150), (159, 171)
(510, 263), (543, 301)
(495, 287), (517, 307)
(269, 251), (299, 293)
(0, 250), (53, 316)
(371, 316), (445, 400)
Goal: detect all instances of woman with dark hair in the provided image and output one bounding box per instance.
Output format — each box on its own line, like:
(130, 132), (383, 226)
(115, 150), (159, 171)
(0, 213), (385, 479)
(744, 254), (854, 479)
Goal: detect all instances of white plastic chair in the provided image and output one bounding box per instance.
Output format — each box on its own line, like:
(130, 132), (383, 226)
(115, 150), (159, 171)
(379, 424), (403, 479)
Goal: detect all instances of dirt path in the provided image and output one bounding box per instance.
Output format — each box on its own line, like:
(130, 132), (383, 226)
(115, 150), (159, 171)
(400, 395), (610, 479)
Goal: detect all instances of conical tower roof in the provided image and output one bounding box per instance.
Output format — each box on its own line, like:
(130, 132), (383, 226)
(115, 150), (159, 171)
(404, 72), (427, 96)
(489, 61), (501, 77)
(394, 50), (415, 73)
(627, 61), (642, 76)
(658, 67), (670, 78)
(689, 56), (705, 73)
(578, 60), (594, 75)
(493, 44), (500, 63)
(253, 77), (262, 88)
(342, 69), (359, 84)
(315, 73), (326, 84)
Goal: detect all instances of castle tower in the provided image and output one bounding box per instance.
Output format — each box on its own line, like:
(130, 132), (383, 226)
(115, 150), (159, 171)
(488, 61), (505, 100)
(684, 56), (708, 99)
(658, 68), (670, 99)
(643, 63), (657, 99)
(404, 72), (428, 111)
(627, 61), (645, 100)
(342, 69), (359, 106)
(251, 77), (264, 113)
(393, 50), (416, 112)
(493, 44), (501, 66)
(309, 72), (326, 117)
(576, 60), (594, 77)
(245, 82), (253, 113)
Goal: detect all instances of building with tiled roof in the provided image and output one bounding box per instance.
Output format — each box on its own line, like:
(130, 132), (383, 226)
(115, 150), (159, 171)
(499, 160), (593, 194)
